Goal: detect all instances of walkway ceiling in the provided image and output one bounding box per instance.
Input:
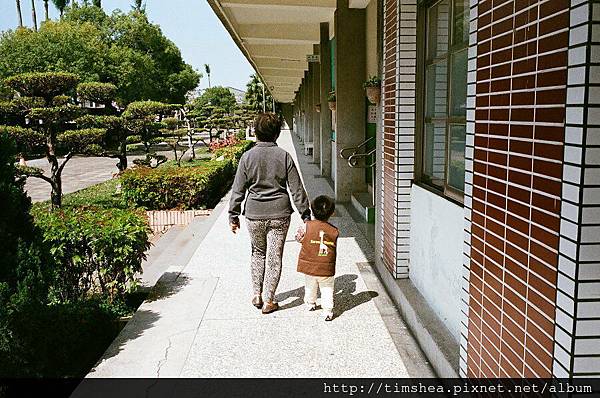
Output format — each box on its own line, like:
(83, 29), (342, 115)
(207, 0), (371, 103)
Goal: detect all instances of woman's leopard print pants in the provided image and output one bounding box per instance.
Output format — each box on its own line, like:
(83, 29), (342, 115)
(246, 217), (291, 302)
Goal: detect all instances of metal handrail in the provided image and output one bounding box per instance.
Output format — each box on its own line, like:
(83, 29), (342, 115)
(339, 137), (375, 159)
(348, 148), (376, 168)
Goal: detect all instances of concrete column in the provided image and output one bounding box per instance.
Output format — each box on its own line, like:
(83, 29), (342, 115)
(334, 0), (367, 201)
(304, 69), (312, 147)
(312, 44), (321, 164)
(299, 79), (305, 141)
(302, 73), (309, 144)
(319, 22), (332, 178)
(281, 103), (293, 131)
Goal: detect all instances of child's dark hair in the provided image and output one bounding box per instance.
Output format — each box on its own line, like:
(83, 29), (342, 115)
(311, 195), (335, 221)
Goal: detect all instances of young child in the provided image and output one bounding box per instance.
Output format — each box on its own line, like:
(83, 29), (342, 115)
(295, 195), (339, 321)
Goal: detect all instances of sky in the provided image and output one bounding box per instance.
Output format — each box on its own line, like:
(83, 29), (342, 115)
(0, 0), (255, 91)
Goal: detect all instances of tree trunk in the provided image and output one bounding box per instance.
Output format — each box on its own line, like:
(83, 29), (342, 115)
(117, 142), (128, 172)
(48, 155), (61, 208)
(16, 0), (23, 27)
(30, 0), (37, 31)
(43, 0), (49, 21)
(50, 173), (62, 209)
(46, 132), (62, 208)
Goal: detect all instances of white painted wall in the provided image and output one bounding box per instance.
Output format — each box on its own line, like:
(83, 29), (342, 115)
(365, 0), (378, 79)
(409, 184), (463, 342)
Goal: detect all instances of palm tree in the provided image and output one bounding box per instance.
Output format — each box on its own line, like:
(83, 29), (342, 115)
(204, 64), (211, 88)
(43, 0), (49, 21)
(30, 0), (38, 31)
(16, 0), (24, 27)
(51, 0), (68, 17)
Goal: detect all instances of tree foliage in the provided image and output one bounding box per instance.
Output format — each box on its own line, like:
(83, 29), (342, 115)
(0, 4), (200, 106)
(193, 86), (236, 114)
(245, 74), (274, 112)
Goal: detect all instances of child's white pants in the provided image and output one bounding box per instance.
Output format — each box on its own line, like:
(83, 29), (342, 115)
(304, 275), (334, 311)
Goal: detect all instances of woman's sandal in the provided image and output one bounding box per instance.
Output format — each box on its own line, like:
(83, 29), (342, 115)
(252, 295), (263, 309)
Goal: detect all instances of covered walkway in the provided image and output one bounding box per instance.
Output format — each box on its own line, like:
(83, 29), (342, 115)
(85, 128), (433, 379)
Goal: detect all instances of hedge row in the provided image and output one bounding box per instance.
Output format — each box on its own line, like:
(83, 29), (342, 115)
(120, 140), (254, 210)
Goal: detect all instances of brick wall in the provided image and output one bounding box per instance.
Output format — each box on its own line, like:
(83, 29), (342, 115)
(462, 0), (569, 378)
(553, 0), (600, 377)
(381, 0), (417, 278)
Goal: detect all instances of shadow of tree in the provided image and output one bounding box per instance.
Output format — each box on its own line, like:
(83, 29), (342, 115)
(145, 272), (191, 303)
(275, 274), (378, 318)
(89, 272), (192, 367)
(88, 309), (161, 366)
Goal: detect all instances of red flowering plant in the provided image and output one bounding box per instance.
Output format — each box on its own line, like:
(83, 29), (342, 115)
(208, 135), (240, 152)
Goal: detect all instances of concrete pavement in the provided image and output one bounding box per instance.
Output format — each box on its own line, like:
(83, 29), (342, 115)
(86, 129), (434, 379)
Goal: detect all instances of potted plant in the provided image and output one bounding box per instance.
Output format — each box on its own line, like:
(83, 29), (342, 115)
(364, 76), (382, 104)
(327, 92), (336, 111)
(315, 103), (321, 113)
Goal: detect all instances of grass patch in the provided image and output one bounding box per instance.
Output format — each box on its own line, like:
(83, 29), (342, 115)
(31, 177), (126, 212)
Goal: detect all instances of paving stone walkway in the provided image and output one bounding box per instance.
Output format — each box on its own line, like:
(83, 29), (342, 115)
(23, 152), (171, 203)
(85, 129), (434, 379)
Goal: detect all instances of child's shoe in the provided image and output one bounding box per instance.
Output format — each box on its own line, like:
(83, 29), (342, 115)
(324, 311), (334, 321)
(306, 302), (317, 311)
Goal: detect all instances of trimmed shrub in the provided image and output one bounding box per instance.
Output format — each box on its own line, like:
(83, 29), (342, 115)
(4, 72), (80, 100)
(77, 82), (117, 104)
(32, 206), (151, 303)
(120, 159), (235, 210)
(121, 140), (254, 210)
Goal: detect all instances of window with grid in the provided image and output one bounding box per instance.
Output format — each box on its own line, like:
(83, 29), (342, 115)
(421, 0), (468, 200)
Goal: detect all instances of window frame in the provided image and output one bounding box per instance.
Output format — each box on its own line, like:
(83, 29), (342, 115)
(416, 0), (468, 204)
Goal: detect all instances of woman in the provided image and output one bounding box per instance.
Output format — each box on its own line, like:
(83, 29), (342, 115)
(229, 113), (311, 314)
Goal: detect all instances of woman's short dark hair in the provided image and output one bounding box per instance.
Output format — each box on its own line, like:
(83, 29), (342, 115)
(254, 113), (282, 142)
(311, 195), (335, 221)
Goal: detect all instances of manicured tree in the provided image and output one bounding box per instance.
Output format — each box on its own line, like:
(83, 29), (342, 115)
(75, 82), (132, 172)
(122, 100), (172, 167)
(1, 72), (106, 208)
(161, 117), (187, 167)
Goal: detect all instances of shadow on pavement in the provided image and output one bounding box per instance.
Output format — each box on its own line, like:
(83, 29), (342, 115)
(88, 309), (161, 366)
(276, 274), (378, 318)
(145, 272), (191, 303)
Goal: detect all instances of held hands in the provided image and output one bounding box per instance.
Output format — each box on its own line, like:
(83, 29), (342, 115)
(295, 225), (306, 243)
